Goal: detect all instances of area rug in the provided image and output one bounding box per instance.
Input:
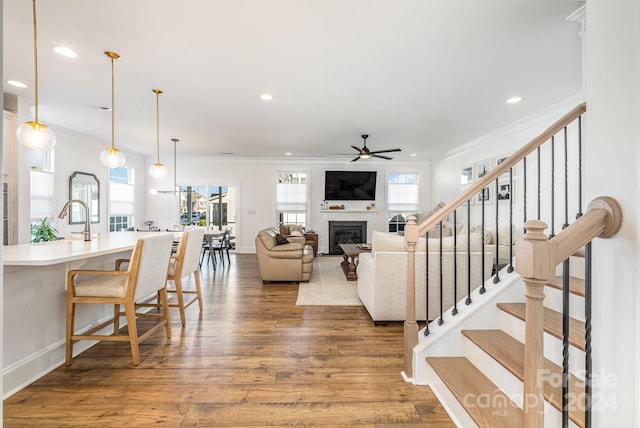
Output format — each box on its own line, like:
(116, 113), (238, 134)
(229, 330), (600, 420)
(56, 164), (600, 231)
(296, 255), (363, 306)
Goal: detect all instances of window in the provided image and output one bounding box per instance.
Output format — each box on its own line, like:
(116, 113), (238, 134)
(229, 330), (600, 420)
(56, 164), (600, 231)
(387, 173), (419, 232)
(276, 172), (308, 229)
(30, 171), (55, 222)
(30, 148), (55, 222)
(29, 148), (54, 172)
(178, 185), (237, 238)
(109, 167), (134, 231)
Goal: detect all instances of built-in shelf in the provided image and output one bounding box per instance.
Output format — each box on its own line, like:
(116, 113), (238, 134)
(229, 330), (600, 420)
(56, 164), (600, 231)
(320, 210), (377, 213)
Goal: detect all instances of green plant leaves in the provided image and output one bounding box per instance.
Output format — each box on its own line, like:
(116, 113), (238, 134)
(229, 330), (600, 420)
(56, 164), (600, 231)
(30, 217), (59, 243)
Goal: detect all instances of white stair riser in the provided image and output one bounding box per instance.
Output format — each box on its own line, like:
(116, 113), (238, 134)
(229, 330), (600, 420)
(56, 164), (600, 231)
(424, 362), (480, 428)
(415, 272), (525, 385)
(465, 337), (581, 428)
(499, 311), (586, 375)
(554, 257), (585, 280)
(544, 286), (586, 322)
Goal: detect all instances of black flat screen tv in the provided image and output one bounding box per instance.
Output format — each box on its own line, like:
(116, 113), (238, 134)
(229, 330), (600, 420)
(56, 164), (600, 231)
(324, 171), (377, 201)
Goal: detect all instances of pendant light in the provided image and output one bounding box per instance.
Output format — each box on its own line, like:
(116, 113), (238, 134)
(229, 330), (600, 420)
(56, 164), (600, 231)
(16, 0), (56, 151)
(148, 89), (168, 179)
(153, 138), (179, 194)
(99, 51), (126, 168)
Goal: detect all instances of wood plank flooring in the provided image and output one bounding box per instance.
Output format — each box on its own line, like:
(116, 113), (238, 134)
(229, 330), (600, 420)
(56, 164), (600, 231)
(4, 254), (453, 427)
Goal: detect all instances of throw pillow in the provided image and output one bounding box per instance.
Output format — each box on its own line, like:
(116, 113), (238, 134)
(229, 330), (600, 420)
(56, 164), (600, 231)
(279, 224), (290, 235)
(290, 230), (303, 236)
(275, 234), (289, 245)
(289, 224), (304, 234)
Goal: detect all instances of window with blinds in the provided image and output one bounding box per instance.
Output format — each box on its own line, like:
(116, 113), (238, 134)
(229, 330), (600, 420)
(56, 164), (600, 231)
(387, 172), (419, 232)
(275, 172), (308, 228)
(30, 170), (55, 222)
(109, 167), (135, 231)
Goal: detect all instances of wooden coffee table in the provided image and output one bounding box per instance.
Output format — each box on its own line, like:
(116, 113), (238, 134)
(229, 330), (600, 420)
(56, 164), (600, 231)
(339, 243), (371, 281)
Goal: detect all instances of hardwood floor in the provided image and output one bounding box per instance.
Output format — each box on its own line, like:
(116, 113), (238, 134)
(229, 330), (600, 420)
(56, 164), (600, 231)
(4, 254), (453, 427)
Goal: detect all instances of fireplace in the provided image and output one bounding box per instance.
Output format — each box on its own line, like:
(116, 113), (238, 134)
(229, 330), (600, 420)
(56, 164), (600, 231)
(328, 221), (367, 255)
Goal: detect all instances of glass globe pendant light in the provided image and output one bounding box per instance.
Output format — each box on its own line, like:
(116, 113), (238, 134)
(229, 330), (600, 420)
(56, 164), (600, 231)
(99, 51), (125, 168)
(16, 0), (56, 151)
(148, 89), (168, 179)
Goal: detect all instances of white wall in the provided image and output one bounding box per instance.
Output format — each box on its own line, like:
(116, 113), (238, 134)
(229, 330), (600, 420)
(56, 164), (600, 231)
(145, 158), (431, 254)
(430, 95), (584, 229)
(5, 101), (148, 243)
(585, 0), (639, 425)
(51, 125), (147, 238)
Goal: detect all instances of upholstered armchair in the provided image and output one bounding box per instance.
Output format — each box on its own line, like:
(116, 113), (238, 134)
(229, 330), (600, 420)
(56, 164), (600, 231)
(255, 227), (314, 283)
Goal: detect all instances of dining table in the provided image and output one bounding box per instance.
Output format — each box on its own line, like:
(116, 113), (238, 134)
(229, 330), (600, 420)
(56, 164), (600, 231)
(178, 229), (226, 268)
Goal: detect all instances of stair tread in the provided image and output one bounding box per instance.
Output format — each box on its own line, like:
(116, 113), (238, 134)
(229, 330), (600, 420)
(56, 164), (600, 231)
(462, 329), (586, 428)
(497, 302), (586, 351)
(427, 356), (523, 428)
(572, 248), (586, 258)
(547, 275), (586, 297)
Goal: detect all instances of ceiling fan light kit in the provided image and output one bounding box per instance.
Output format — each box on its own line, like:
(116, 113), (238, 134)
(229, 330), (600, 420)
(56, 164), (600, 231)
(350, 134), (401, 162)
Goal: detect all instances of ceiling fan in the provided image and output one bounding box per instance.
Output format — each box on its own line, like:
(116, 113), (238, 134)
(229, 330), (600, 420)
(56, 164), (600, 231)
(350, 134), (401, 162)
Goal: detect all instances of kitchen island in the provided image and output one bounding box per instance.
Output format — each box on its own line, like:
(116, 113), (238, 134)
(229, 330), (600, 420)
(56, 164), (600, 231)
(2, 231), (172, 397)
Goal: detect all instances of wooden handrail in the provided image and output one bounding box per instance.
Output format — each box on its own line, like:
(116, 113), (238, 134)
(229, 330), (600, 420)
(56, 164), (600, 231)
(515, 196), (622, 427)
(402, 102), (586, 381)
(412, 103), (586, 236)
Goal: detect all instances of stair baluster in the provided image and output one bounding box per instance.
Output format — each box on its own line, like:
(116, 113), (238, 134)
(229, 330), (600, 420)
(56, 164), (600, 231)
(438, 221), (444, 325)
(585, 242), (592, 428)
(466, 200), (472, 305)
(550, 136), (556, 238)
(562, 258), (571, 427)
(452, 210), (459, 316)
(424, 229), (430, 336)
(508, 166), (514, 273)
(576, 116), (583, 219)
(494, 177), (501, 283)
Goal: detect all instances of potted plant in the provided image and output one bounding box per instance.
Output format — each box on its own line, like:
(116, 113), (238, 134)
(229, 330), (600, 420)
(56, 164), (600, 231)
(30, 217), (60, 243)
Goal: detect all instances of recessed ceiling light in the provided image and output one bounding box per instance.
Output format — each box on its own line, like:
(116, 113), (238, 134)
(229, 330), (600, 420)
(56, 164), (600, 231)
(410, 153), (417, 157)
(506, 96), (522, 104)
(53, 46), (78, 58)
(7, 80), (28, 88)
(285, 152), (292, 156)
(260, 93), (273, 101)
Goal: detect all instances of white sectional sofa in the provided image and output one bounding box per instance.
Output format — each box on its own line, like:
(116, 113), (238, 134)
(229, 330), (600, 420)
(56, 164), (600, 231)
(357, 230), (494, 322)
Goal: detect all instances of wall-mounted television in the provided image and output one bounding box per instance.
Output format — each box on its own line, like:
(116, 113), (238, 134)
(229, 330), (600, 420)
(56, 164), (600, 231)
(324, 171), (377, 201)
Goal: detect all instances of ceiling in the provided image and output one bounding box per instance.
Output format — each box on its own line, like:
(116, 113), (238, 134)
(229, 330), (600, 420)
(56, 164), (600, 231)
(3, 0), (584, 162)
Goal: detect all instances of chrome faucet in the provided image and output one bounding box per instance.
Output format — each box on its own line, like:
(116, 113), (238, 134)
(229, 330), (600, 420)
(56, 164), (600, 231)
(58, 199), (92, 241)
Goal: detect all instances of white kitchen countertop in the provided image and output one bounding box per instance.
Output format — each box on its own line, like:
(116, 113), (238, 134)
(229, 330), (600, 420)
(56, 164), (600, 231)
(3, 231), (174, 266)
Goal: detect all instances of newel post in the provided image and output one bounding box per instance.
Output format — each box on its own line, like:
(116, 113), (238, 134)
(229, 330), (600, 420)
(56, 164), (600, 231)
(403, 215), (419, 378)
(515, 220), (553, 428)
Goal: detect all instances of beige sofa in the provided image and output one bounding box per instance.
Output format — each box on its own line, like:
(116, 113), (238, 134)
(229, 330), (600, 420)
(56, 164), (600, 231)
(357, 230), (493, 322)
(255, 227), (314, 283)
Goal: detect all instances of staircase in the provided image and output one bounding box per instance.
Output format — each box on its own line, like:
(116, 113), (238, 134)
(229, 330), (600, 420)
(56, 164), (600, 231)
(424, 258), (587, 427)
(401, 104), (623, 427)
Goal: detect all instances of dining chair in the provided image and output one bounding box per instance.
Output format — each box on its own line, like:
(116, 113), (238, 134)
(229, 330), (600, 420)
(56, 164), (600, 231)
(212, 229), (231, 265)
(165, 228), (205, 325)
(133, 229), (206, 326)
(200, 234), (216, 269)
(65, 233), (174, 366)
